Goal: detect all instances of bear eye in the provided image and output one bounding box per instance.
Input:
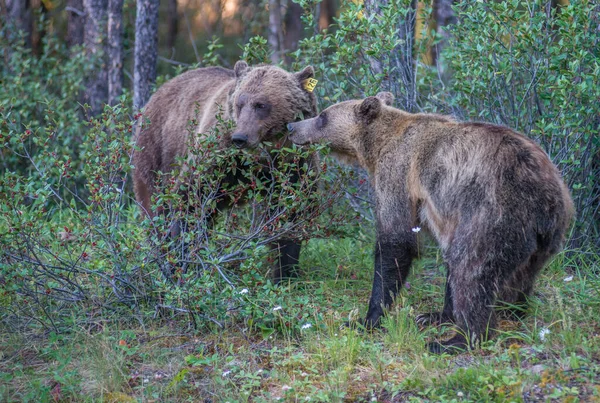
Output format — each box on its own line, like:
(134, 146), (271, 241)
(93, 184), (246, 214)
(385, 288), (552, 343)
(316, 112), (327, 129)
(255, 103), (266, 109)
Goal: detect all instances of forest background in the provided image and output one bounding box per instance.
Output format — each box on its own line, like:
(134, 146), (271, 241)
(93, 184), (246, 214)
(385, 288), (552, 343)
(1, 0), (599, 401)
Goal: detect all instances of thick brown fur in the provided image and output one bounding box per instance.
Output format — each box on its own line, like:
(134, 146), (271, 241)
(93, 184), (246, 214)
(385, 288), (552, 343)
(132, 61), (318, 281)
(288, 92), (574, 353)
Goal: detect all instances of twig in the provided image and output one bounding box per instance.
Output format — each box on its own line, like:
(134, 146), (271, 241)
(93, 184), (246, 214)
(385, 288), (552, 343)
(183, 11), (200, 63)
(155, 304), (224, 328)
(158, 56), (191, 67)
(65, 6), (86, 17)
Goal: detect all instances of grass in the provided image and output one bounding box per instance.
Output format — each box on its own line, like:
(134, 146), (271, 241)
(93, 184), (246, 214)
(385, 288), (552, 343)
(1, 233), (599, 402)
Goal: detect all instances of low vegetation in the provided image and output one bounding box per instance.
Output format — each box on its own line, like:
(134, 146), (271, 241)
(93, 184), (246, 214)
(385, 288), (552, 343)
(1, 0), (599, 401)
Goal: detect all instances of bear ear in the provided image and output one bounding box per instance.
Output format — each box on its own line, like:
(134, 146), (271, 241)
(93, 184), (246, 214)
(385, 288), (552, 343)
(234, 60), (249, 78)
(295, 65), (315, 82)
(357, 96), (381, 124)
(376, 91), (394, 106)
(295, 66), (317, 93)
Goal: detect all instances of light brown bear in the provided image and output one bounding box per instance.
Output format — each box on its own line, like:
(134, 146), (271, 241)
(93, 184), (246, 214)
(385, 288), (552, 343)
(132, 61), (318, 281)
(287, 92), (574, 353)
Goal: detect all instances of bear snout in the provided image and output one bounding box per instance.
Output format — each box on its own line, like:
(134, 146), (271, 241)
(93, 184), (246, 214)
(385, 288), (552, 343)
(287, 122), (310, 145)
(231, 133), (249, 148)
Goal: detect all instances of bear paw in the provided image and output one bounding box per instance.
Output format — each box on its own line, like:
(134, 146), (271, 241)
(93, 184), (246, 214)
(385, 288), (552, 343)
(427, 335), (469, 355)
(415, 311), (454, 327)
(342, 317), (382, 331)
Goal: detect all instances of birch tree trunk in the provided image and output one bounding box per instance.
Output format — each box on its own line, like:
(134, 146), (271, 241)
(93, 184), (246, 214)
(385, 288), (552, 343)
(108, 0), (124, 106)
(133, 0), (159, 110)
(83, 0), (108, 116)
(66, 0), (85, 48)
(397, 0), (417, 112)
(268, 0), (283, 64)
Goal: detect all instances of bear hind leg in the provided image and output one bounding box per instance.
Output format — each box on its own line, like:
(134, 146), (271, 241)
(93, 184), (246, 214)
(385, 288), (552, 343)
(428, 260), (501, 354)
(497, 249), (553, 321)
(271, 239), (302, 283)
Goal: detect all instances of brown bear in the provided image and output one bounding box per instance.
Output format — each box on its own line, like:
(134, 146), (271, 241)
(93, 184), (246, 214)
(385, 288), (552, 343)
(132, 61), (319, 281)
(286, 92), (574, 353)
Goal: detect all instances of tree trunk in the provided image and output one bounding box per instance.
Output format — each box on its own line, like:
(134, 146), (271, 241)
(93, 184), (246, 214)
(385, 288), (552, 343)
(108, 0), (124, 106)
(283, 1), (303, 64)
(66, 0), (85, 48)
(318, 0), (335, 30)
(83, 0), (108, 116)
(134, 0), (159, 110)
(431, 0), (456, 71)
(268, 0), (283, 64)
(5, 0), (33, 47)
(167, 0), (179, 50)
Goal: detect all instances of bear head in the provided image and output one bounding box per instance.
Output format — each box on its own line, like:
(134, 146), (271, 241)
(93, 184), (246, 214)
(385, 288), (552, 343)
(286, 92), (394, 161)
(229, 61), (318, 148)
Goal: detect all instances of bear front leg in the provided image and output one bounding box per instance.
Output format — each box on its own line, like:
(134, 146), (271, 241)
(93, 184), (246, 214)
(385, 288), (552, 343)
(271, 239), (301, 283)
(363, 235), (416, 328)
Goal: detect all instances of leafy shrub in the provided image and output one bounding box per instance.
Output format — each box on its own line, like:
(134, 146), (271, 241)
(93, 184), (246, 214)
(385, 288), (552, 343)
(0, 22), (352, 333)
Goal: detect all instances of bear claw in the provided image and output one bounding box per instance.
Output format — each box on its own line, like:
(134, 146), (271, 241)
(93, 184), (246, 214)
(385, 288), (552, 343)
(415, 312), (454, 327)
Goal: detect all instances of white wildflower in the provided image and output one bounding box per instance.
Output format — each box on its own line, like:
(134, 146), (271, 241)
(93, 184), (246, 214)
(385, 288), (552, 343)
(412, 227), (421, 233)
(563, 276), (574, 282)
(282, 385), (292, 391)
(457, 391), (464, 397)
(222, 370), (231, 377)
(239, 288), (249, 294)
(301, 323), (312, 330)
(539, 327), (551, 341)
(273, 306), (282, 312)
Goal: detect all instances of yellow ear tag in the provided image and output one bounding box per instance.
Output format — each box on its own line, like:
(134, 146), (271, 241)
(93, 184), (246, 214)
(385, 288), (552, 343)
(302, 78), (318, 93)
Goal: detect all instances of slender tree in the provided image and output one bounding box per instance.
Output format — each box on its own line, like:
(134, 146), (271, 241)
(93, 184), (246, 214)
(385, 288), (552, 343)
(431, 0), (456, 72)
(108, 0), (124, 106)
(134, 0), (159, 110)
(83, 0), (108, 116)
(5, 0), (33, 47)
(364, 0), (417, 112)
(318, 0), (336, 30)
(283, 1), (303, 64)
(167, 0), (179, 50)
(66, 0), (85, 48)
(268, 0), (284, 64)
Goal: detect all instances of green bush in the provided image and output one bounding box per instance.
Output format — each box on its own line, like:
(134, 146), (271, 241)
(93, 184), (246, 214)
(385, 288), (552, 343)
(444, 0), (600, 246)
(0, 20), (352, 333)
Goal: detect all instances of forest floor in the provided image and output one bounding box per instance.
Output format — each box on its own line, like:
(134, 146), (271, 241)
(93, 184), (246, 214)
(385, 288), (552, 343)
(1, 234), (599, 402)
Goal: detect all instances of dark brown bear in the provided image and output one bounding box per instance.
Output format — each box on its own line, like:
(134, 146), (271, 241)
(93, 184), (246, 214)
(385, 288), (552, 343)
(287, 92), (574, 353)
(132, 61), (318, 281)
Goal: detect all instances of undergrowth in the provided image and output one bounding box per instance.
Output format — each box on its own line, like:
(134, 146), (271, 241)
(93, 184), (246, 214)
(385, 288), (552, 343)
(1, 0), (599, 402)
